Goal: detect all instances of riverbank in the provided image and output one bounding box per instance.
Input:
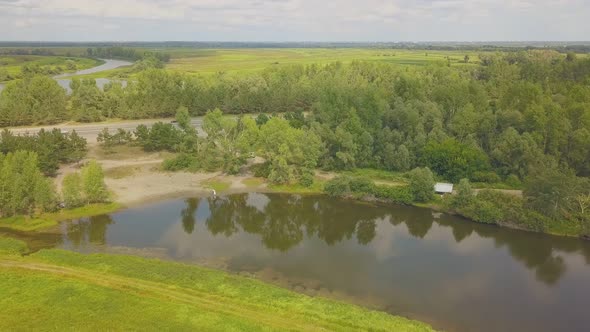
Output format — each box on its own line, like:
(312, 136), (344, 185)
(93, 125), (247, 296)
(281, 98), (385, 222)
(0, 238), (434, 332)
(0, 203), (124, 232)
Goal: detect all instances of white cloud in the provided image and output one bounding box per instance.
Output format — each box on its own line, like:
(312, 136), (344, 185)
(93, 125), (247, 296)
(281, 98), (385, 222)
(1, 0), (588, 41)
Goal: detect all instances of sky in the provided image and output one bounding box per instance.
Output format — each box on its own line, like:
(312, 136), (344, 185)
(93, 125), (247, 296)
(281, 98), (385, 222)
(1, 0), (589, 42)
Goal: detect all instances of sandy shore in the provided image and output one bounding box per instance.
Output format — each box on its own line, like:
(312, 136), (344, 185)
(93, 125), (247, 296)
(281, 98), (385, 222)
(56, 147), (268, 207)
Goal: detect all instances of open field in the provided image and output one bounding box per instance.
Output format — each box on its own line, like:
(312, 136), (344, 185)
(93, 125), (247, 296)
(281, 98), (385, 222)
(0, 55), (102, 80)
(164, 48), (480, 75)
(0, 239), (434, 332)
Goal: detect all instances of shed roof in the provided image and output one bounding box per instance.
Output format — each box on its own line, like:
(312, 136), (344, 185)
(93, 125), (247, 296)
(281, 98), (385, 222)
(434, 183), (454, 193)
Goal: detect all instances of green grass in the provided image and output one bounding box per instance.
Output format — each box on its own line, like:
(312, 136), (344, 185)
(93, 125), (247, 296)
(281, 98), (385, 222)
(0, 237), (28, 255)
(0, 216), (57, 232)
(0, 203), (123, 232)
(43, 203), (123, 221)
(242, 177), (266, 188)
(0, 246), (434, 331)
(66, 48), (484, 79)
(471, 182), (523, 190)
(202, 179), (232, 192)
(164, 48), (480, 76)
(544, 218), (586, 237)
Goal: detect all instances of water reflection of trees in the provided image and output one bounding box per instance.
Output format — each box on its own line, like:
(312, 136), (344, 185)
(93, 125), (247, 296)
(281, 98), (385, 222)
(201, 194), (388, 251)
(181, 198), (198, 234)
(193, 193), (590, 286)
(66, 215), (114, 247)
(435, 215), (588, 286)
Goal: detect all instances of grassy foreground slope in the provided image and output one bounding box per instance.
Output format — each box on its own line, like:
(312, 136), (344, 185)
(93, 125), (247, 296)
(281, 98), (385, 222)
(0, 239), (434, 332)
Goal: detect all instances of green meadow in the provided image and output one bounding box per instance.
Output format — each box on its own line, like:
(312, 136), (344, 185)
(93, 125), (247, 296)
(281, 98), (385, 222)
(0, 238), (434, 332)
(164, 48), (480, 75)
(58, 48), (482, 80)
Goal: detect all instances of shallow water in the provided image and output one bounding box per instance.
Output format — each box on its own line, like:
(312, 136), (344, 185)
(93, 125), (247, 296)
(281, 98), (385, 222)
(5, 193), (590, 332)
(0, 58), (131, 93)
(53, 59), (132, 78)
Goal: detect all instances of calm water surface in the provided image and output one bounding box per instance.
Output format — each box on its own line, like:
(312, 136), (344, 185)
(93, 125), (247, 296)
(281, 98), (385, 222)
(6, 193), (590, 332)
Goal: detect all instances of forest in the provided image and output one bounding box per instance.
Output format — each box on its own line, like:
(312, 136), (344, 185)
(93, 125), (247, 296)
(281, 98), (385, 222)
(1, 48), (589, 236)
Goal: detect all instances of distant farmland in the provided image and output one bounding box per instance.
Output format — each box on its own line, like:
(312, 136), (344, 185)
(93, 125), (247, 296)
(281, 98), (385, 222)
(163, 48), (480, 75)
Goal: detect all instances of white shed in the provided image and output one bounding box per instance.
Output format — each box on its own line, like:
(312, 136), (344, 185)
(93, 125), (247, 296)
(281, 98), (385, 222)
(434, 182), (454, 194)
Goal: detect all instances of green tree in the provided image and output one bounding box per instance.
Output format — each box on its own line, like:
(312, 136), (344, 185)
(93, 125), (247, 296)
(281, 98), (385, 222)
(451, 178), (474, 209)
(62, 173), (84, 208)
(175, 106), (193, 133)
(70, 78), (104, 122)
(0, 75), (67, 126)
(258, 117), (322, 184)
(81, 160), (109, 204)
(408, 167), (435, 203)
(524, 168), (584, 219)
(421, 138), (489, 182)
(0, 151), (56, 217)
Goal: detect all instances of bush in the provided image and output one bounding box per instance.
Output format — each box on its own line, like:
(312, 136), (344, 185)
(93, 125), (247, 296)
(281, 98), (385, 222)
(299, 169), (314, 187)
(349, 177), (375, 194)
(162, 154), (199, 171)
(372, 185), (413, 205)
(256, 113), (270, 126)
(251, 162), (271, 178)
(455, 189), (548, 232)
(450, 178), (474, 209)
(324, 176), (352, 197)
(463, 200), (503, 224)
(472, 171), (501, 183)
(505, 174), (522, 188)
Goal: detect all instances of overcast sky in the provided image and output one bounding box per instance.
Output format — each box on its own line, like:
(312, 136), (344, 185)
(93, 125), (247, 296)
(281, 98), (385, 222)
(1, 0), (589, 42)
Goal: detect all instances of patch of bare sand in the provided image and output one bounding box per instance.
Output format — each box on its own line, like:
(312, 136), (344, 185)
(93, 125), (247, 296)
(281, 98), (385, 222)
(106, 168), (216, 206)
(55, 146), (272, 206)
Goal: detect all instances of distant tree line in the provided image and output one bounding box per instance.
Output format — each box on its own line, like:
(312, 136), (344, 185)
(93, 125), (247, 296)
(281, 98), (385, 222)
(85, 47), (170, 63)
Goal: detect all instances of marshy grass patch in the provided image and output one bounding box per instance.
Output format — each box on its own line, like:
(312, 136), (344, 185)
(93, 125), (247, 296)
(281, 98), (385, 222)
(241, 177), (265, 188)
(202, 178), (232, 192)
(0, 216), (57, 232)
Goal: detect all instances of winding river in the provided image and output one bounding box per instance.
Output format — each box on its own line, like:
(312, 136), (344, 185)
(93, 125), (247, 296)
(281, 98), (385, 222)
(0, 58), (131, 93)
(3, 193), (589, 332)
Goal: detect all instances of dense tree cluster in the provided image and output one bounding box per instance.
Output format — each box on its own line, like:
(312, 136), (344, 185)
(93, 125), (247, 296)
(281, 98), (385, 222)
(0, 129), (87, 176)
(62, 160), (109, 208)
(0, 76), (67, 126)
(4, 50), (589, 181)
(0, 151), (57, 217)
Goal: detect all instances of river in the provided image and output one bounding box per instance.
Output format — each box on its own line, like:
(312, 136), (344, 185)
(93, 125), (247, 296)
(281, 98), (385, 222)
(0, 58), (131, 93)
(2, 193), (589, 332)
